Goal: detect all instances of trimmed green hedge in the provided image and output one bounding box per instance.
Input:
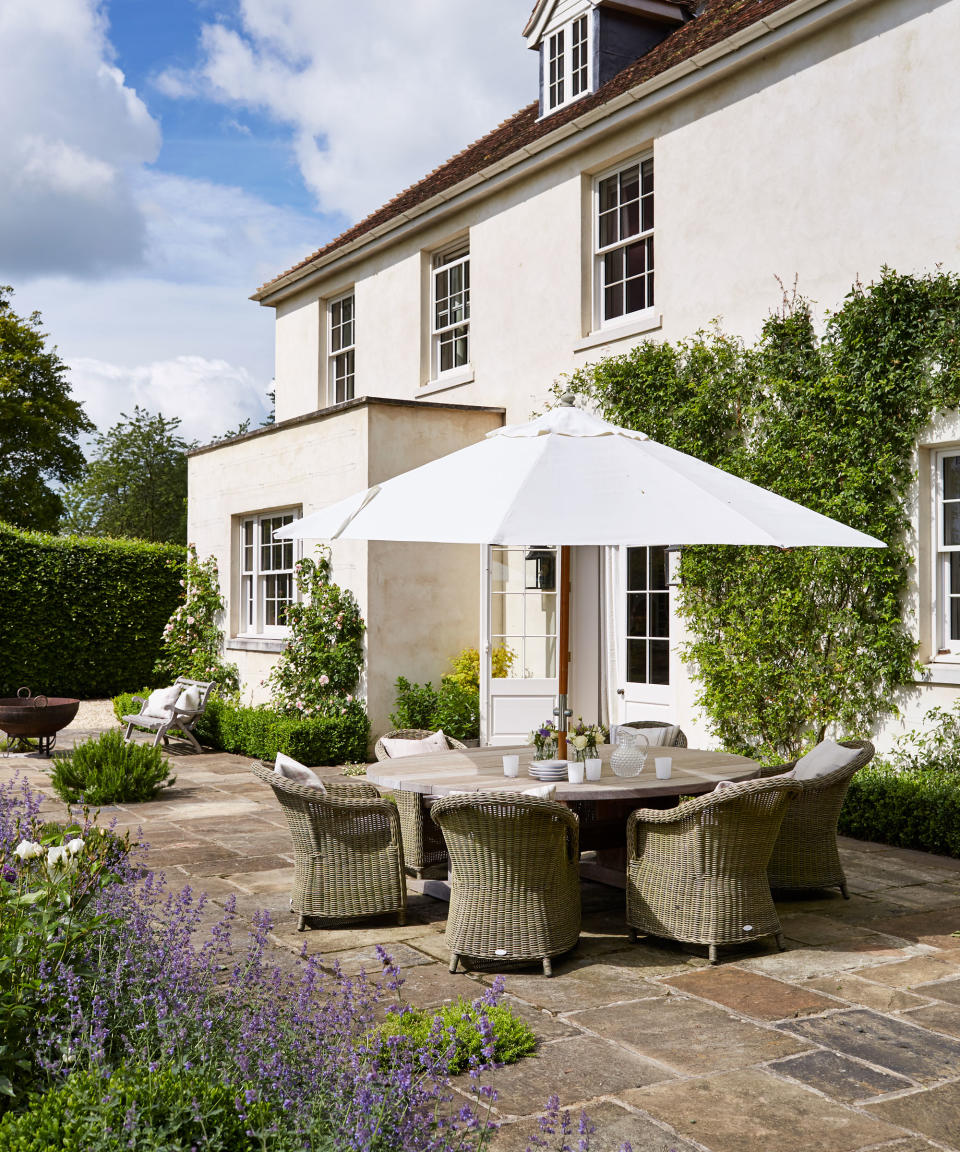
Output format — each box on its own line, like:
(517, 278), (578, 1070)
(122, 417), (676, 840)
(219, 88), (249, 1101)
(838, 762), (960, 859)
(113, 692), (369, 766)
(0, 523), (183, 699)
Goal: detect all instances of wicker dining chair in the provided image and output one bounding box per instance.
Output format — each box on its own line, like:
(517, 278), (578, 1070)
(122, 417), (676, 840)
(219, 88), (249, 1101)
(430, 792), (581, 976)
(757, 739), (875, 898)
(374, 729), (468, 878)
(626, 776), (802, 963)
(251, 761), (406, 930)
(615, 720), (688, 747)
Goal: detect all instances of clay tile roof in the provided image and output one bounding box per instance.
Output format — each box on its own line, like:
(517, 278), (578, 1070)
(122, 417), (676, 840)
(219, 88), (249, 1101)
(257, 0), (801, 298)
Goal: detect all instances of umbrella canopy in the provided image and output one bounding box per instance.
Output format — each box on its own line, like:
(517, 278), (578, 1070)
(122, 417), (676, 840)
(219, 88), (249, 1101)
(276, 402), (884, 549)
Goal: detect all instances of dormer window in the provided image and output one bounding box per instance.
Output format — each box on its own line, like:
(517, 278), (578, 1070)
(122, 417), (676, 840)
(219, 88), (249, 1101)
(546, 15), (590, 112)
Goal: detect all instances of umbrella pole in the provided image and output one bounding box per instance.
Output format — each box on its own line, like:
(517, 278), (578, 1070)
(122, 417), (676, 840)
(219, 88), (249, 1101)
(556, 545), (571, 759)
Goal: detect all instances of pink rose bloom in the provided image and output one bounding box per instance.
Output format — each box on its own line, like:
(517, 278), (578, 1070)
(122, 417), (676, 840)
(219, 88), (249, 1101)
(319, 674), (330, 687)
(187, 616), (195, 625)
(346, 694), (353, 703)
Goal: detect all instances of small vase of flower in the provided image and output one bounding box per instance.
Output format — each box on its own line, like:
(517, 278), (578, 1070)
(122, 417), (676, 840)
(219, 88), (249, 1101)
(530, 721), (559, 761)
(567, 717), (607, 762)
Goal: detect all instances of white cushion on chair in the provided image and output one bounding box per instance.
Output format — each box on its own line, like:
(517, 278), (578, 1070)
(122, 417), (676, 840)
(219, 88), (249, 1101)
(274, 752), (327, 791)
(143, 685), (182, 718)
(176, 684), (202, 712)
(791, 740), (860, 781)
(381, 730), (448, 758)
(520, 783), (557, 800)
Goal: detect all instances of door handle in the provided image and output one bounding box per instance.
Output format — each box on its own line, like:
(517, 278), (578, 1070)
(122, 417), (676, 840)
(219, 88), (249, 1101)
(617, 688), (625, 696)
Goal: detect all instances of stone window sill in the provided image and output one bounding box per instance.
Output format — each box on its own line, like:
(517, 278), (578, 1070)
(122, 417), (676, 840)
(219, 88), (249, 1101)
(574, 310), (662, 353)
(419, 365), (475, 397)
(227, 636), (286, 654)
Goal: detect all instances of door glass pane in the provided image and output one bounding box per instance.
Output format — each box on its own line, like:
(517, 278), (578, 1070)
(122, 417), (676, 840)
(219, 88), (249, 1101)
(524, 637), (557, 679)
(491, 594), (524, 636)
(627, 547), (646, 590)
(650, 640), (669, 684)
(627, 638), (647, 684)
(650, 592), (669, 638)
(491, 548), (525, 593)
(492, 637), (524, 678)
(525, 593), (557, 636)
(627, 592), (646, 637)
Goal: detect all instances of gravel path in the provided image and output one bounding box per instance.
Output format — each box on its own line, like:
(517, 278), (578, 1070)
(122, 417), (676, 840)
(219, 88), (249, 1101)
(65, 699), (120, 732)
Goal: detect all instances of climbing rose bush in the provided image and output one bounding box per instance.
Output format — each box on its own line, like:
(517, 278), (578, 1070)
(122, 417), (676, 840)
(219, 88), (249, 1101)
(154, 545), (239, 697)
(266, 549), (365, 717)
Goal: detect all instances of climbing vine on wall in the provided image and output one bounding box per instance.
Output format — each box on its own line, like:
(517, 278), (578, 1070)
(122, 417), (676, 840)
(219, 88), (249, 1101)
(564, 271), (960, 762)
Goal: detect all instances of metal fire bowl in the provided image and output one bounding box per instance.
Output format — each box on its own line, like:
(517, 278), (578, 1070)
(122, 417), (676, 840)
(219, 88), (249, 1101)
(0, 689), (80, 738)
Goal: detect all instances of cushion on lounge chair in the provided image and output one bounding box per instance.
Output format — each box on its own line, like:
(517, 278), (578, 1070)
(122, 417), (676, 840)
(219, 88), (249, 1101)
(143, 685), (182, 718)
(791, 739), (862, 781)
(639, 724), (679, 747)
(380, 730), (448, 758)
(274, 752), (327, 791)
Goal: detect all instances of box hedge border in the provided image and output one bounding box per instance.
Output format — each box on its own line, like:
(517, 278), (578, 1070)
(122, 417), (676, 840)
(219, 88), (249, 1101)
(838, 762), (960, 859)
(0, 523), (183, 699)
(113, 693), (369, 767)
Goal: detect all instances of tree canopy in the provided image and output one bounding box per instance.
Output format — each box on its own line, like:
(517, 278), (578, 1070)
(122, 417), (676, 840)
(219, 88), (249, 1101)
(61, 406), (192, 544)
(0, 286), (92, 532)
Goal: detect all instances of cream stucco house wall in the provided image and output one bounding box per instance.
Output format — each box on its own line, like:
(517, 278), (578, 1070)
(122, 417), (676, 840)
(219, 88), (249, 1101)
(187, 0), (960, 748)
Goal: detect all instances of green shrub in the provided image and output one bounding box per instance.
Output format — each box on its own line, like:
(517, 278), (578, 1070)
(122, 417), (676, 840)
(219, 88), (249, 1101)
(111, 689), (148, 725)
(0, 1063), (274, 1152)
(195, 697), (369, 765)
(390, 674), (480, 742)
(0, 523), (182, 698)
(51, 730), (175, 805)
(839, 761), (960, 858)
(376, 998), (536, 1075)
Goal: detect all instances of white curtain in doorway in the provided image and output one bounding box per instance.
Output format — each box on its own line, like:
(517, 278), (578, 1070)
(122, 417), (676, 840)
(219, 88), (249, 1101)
(599, 545), (622, 732)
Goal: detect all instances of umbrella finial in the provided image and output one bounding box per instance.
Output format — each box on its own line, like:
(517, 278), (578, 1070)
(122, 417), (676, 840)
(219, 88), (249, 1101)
(559, 390), (577, 407)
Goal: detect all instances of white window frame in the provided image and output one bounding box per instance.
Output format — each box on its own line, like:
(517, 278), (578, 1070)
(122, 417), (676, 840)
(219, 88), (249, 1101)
(934, 448), (960, 658)
(328, 291), (355, 405)
(239, 510), (300, 638)
(546, 14), (590, 113)
(431, 245), (470, 380)
(594, 155), (655, 331)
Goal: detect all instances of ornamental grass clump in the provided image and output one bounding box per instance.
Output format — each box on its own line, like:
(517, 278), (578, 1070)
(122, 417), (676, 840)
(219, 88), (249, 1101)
(51, 729), (175, 805)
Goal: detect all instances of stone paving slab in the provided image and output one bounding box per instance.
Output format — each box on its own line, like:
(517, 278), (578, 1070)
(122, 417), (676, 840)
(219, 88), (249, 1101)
(770, 1048), (915, 1102)
(621, 1067), (903, 1152)
(661, 965), (838, 1020)
(780, 1008), (960, 1086)
(9, 739), (960, 1151)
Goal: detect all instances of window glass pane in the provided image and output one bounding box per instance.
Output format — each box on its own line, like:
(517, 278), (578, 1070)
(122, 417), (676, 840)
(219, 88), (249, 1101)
(599, 209), (618, 249)
(524, 637), (557, 679)
(952, 598), (960, 642)
(604, 283), (623, 320)
(491, 638), (524, 678)
(621, 200), (639, 239)
(492, 548), (525, 593)
(650, 640), (669, 684)
(627, 546), (646, 590)
(627, 639), (647, 684)
(650, 592), (670, 638)
(945, 502), (960, 548)
(525, 592), (557, 636)
(944, 456), (960, 500)
(650, 546), (668, 589)
(599, 175), (618, 214)
(627, 592), (647, 637)
(491, 594), (524, 636)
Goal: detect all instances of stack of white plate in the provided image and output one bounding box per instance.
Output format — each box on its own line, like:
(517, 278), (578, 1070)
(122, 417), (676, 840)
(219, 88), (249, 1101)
(529, 759), (569, 782)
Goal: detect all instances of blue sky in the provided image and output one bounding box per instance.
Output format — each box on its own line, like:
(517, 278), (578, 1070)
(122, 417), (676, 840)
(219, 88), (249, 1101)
(0, 0), (533, 443)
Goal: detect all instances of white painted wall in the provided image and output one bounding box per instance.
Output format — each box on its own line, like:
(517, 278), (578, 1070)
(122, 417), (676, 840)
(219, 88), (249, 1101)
(241, 0), (960, 747)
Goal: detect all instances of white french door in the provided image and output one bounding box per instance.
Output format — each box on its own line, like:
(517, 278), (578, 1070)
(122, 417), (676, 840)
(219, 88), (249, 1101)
(617, 545), (674, 720)
(481, 545), (561, 745)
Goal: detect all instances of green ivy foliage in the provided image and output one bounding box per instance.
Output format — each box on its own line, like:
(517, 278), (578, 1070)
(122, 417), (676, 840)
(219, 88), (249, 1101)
(266, 550), (365, 717)
(565, 271), (960, 761)
(0, 523), (183, 699)
(153, 546), (239, 697)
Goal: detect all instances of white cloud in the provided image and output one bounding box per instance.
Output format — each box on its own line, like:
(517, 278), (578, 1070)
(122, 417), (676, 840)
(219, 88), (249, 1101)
(160, 0), (536, 221)
(68, 354), (271, 445)
(0, 0), (160, 276)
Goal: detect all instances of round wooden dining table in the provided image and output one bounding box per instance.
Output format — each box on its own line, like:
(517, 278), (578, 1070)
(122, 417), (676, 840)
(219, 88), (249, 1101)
(367, 742), (761, 891)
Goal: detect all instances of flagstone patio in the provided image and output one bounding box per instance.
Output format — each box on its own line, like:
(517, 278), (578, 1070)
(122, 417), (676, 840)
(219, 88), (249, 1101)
(6, 723), (960, 1152)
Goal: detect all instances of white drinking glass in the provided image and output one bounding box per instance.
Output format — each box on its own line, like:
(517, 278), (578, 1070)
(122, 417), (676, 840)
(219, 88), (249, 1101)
(567, 760), (585, 784)
(585, 757), (602, 781)
(502, 754), (520, 778)
(655, 756), (672, 780)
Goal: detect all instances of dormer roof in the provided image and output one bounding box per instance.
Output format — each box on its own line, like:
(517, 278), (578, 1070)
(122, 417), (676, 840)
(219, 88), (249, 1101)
(524, 0), (694, 47)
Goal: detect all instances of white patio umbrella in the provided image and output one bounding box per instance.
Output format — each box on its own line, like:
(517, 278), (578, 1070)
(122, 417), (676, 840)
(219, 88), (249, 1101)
(276, 397), (883, 751)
